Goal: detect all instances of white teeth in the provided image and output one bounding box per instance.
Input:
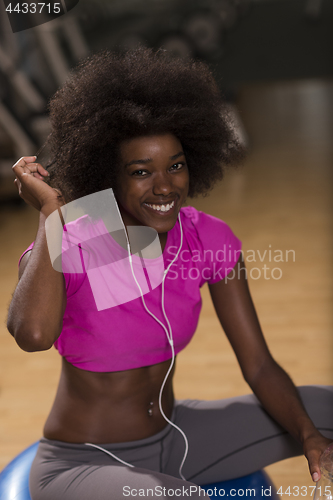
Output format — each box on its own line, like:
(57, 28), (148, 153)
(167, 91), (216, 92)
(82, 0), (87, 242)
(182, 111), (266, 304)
(145, 200), (175, 213)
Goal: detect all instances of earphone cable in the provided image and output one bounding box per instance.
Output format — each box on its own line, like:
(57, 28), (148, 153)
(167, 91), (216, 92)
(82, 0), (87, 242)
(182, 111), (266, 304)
(119, 209), (189, 480)
(86, 202), (188, 479)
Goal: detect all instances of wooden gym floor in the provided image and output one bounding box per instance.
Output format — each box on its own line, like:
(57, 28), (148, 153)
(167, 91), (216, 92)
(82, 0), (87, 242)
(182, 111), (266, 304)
(0, 79), (332, 492)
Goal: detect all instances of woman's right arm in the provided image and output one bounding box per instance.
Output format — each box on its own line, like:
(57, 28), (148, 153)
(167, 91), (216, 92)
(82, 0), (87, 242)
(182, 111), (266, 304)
(7, 157), (67, 352)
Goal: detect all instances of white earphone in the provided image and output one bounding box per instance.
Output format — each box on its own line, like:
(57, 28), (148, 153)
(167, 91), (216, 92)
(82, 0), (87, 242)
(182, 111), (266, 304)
(85, 206), (189, 480)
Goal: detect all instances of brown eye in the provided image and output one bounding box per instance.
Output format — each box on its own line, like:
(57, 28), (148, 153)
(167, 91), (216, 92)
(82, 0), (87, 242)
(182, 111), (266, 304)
(171, 163), (185, 170)
(132, 170), (148, 176)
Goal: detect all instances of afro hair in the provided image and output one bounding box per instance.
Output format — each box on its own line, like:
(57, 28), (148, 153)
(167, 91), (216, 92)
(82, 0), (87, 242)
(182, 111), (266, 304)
(45, 47), (244, 202)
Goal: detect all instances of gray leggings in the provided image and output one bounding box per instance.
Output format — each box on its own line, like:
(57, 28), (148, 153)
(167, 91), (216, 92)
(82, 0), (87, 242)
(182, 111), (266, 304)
(29, 386), (333, 500)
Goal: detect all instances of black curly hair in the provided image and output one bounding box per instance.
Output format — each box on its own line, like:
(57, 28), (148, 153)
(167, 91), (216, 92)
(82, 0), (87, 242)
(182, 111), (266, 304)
(45, 47), (244, 202)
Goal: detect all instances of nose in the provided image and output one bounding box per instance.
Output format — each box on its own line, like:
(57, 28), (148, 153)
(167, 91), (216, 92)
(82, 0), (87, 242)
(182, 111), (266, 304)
(152, 172), (174, 197)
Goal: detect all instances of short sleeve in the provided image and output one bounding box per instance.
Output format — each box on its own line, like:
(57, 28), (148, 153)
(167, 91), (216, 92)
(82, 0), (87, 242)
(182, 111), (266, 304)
(18, 243), (34, 266)
(18, 242), (85, 298)
(183, 208), (242, 286)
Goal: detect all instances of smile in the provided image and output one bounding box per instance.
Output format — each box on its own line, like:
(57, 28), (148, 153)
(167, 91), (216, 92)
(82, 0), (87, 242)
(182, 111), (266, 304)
(143, 200), (175, 213)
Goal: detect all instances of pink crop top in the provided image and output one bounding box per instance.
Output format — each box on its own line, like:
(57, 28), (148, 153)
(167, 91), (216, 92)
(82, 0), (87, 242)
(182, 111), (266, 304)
(19, 206), (242, 372)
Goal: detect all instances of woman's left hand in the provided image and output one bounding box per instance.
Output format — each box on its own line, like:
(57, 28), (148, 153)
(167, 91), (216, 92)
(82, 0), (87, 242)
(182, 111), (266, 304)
(303, 431), (332, 482)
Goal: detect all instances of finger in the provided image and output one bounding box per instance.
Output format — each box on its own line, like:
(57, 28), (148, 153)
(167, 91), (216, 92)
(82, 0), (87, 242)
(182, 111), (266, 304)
(14, 177), (26, 200)
(14, 156), (37, 165)
(31, 164), (50, 181)
(312, 472), (320, 482)
(26, 162), (49, 177)
(307, 450), (322, 482)
(12, 159), (35, 179)
(18, 162), (48, 180)
(38, 164), (49, 177)
(32, 170), (46, 181)
(12, 156), (37, 171)
(12, 157), (48, 180)
(21, 166), (44, 180)
(14, 177), (23, 191)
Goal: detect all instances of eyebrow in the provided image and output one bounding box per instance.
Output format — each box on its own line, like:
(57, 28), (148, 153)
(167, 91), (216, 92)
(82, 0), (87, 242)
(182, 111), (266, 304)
(124, 151), (185, 169)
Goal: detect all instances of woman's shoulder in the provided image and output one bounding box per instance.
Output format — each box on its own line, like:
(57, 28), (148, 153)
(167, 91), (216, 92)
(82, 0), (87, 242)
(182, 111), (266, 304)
(179, 205), (242, 257)
(178, 206), (242, 285)
(179, 205), (237, 237)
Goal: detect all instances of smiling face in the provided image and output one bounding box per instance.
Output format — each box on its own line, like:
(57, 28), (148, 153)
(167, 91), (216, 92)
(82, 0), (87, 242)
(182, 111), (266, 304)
(114, 133), (189, 243)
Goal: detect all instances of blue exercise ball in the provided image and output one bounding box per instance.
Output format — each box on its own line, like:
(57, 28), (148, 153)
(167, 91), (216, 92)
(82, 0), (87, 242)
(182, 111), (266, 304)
(201, 470), (279, 499)
(0, 442), (38, 500)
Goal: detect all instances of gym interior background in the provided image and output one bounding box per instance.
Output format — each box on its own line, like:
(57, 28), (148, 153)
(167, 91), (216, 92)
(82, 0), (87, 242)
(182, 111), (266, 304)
(0, 0), (332, 491)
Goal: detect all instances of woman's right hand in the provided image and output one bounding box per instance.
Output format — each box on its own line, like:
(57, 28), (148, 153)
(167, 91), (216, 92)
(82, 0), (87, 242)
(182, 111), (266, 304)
(12, 156), (64, 213)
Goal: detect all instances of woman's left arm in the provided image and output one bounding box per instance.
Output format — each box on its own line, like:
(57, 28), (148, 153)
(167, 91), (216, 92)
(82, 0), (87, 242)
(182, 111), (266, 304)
(208, 255), (332, 482)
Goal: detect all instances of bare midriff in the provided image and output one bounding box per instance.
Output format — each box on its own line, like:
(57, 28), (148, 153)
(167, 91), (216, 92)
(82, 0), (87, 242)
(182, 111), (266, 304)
(43, 356), (175, 444)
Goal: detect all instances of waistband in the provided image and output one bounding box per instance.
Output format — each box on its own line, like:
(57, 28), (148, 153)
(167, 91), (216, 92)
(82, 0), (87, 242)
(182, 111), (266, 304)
(40, 407), (177, 452)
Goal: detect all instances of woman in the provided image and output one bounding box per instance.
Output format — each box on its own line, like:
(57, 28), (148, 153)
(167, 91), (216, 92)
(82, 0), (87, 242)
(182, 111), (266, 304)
(8, 48), (333, 500)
